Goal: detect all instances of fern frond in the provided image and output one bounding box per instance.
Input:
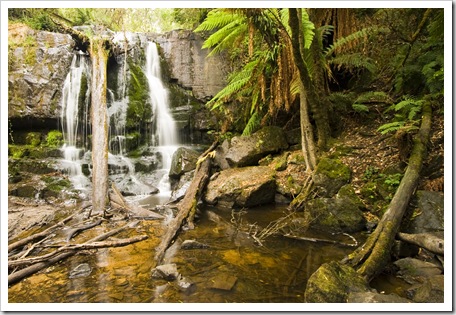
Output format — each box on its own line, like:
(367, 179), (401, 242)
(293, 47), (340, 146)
(354, 91), (392, 104)
(194, 9), (241, 32)
(329, 53), (377, 74)
(352, 103), (369, 113)
(377, 121), (405, 134)
(301, 9), (315, 50)
(242, 111), (261, 136)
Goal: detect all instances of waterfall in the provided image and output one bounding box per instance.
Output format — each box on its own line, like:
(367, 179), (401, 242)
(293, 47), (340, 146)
(145, 42), (178, 196)
(60, 53), (91, 191)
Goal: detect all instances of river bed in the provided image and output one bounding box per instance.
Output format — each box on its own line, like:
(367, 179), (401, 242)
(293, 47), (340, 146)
(8, 203), (364, 304)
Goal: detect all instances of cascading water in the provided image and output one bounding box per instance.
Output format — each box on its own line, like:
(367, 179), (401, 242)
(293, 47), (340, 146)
(144, 41), (179, 199)
(60, 52), (91, 192)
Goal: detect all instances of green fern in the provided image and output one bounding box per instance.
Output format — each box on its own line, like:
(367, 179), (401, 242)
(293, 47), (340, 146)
(328, 53), (377, 74)
(242, 111), (261, 136)
(352, 103), (370, 113)
(354, 91), (392, 104)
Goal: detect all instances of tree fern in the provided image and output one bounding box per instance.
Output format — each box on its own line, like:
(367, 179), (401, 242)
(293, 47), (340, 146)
(328, 52), (377, 74)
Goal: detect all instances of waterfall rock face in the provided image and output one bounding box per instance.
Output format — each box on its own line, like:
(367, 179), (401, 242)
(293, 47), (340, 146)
(155, 30), (228, 102)
(8, 24), (74, 127)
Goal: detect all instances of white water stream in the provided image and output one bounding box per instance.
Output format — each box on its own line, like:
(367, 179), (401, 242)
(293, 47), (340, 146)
(60, 41), (179, 202)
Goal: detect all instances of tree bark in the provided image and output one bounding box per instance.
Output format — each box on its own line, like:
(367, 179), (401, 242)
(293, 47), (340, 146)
(288, 8), (318, 171)
(154, 142), (218, 265)
(90, 37), (109, 217)
(342, 101), (432, 280)
(397, 232), (444, 256)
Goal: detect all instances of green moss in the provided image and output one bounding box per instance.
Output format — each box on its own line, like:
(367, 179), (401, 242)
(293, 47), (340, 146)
(316, 157), (351, 180)
(46, 130), (63, 147)
(126, 60), (151, 130)
(25, 132), (41, 147)
(9, 145), (30, 159)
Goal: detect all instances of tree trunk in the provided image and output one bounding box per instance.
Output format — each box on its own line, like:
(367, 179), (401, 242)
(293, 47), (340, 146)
(90, 37), (109, 217)
(343, 101), (432, 280)
(288, 8), (318, 171)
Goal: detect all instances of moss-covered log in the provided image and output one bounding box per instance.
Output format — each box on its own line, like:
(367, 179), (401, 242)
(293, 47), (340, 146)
(342, 101), (432, 280)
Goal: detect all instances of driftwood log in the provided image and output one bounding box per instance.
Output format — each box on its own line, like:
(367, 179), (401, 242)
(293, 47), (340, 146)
(154, 141), (218, 265)
(8, 221), (140, 285)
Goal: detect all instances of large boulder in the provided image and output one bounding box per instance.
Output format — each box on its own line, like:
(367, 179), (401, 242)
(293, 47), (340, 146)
(404, 190), (444, 233)
(205, 166), (276, 208)
(216, 126), (289, 169)
(304, 197), (366, 233)
(8, 24), (74, 127)
(169, 147), (200, 179)
(313, 157), (351, 197)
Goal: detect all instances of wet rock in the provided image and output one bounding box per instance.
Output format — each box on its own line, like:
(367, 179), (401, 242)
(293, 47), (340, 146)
(181, 239), (210, 250)
(209, 274), (238, 291)
(205, 166), (276, 208)
(69, 263), (92, 279)
(169, 147), (200, 179)
(170, 170), (194, 202)
(347, 291), (412, 303)
(394, 258), (442, 284)
(407, 275), (444, 303)
(152, 263), (180, 281)
(221, 126), (289, 168)
(176, 275), (196, 294)
(305, 261), (371, 302)
(304, 197), (366, 233)
(404, 190), (444, 233)
(313, 158), (351, 197)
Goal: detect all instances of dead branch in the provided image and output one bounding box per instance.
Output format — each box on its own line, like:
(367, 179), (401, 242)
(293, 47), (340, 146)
(283, 233), (358, 247)
(9, 235), (148, 268)
(64, 218), (102, 242)
(397, 232), (444, 256)
(8, 213), (75, 253)
(8, 220), (139, 285)
(154, 141), (218, 265)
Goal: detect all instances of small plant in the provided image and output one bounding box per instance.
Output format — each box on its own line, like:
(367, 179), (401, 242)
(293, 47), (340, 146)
(46, 130), (63, 147)
(377, 96), (424, 135)
(382, 173), (403, 188)
(363, 166), (379, 180)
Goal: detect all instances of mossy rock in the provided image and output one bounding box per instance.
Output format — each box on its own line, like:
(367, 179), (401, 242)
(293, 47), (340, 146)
(305, 261), (371, 303)
(304, 197), (366, 233)
(126, 60), (151, 130)
(336, 184), (365, 210)
(313, 157), (351, 197)
(25, 132), (42, 147)
(8, 145), (30, 159)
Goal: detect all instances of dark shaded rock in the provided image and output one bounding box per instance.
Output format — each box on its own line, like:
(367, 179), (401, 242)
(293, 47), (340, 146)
(219, 126), (288, 168)
(347, 291), (412, 303)
(169, 147), (200, 179)
(205, 166), (276, 208)
(313, 158), (351, 197)
(305, 261), (371, 303)
(405, 190), (444, 233)
(181, 239), (209, 249)
(394, 258), (442, 284)
(304, 197), (366, 233)
(407, 275), (444, 303)
(69, 263), (92, 279)
(10, 185), (38, 198)
(152, 263), (180, 281)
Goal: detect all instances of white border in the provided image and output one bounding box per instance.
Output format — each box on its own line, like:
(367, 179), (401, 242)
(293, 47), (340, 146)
(1, 1), (452, 312)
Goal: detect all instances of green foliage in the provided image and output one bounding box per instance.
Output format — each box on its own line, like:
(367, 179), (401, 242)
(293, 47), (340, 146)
(9, 8), (58, 31)
(242, 111), (261, 136)
(381, 173), (403, 188)
(46, 130), (63, 148)
(363, 166), (379, 180)
(378, 96), (423, 134)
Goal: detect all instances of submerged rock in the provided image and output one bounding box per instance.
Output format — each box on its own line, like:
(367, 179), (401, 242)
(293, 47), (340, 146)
(151, 263), (180, 281)
(347, 291), (412, 303)
(205, 166), (276, 208)
(181, 239), (210, 249)
(69, 263), (92, 279)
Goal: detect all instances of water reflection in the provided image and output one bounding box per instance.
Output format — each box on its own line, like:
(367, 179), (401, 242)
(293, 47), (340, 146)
(8, 204), (357, 303)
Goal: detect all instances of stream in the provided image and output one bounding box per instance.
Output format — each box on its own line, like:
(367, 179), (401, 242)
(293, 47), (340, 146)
(8, 202), (361, 303)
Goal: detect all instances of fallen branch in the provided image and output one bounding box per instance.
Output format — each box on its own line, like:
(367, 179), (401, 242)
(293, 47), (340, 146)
(110, 183), (164, 220)
(397, 232), (444, 256)
(8, 220), (139, 285)
(8, 213), (75, 253)
(283, 233), (358, 247)
(154, 141), (218, 265)
(9, 235), (148, 268)
(64, 218), (102, 242)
